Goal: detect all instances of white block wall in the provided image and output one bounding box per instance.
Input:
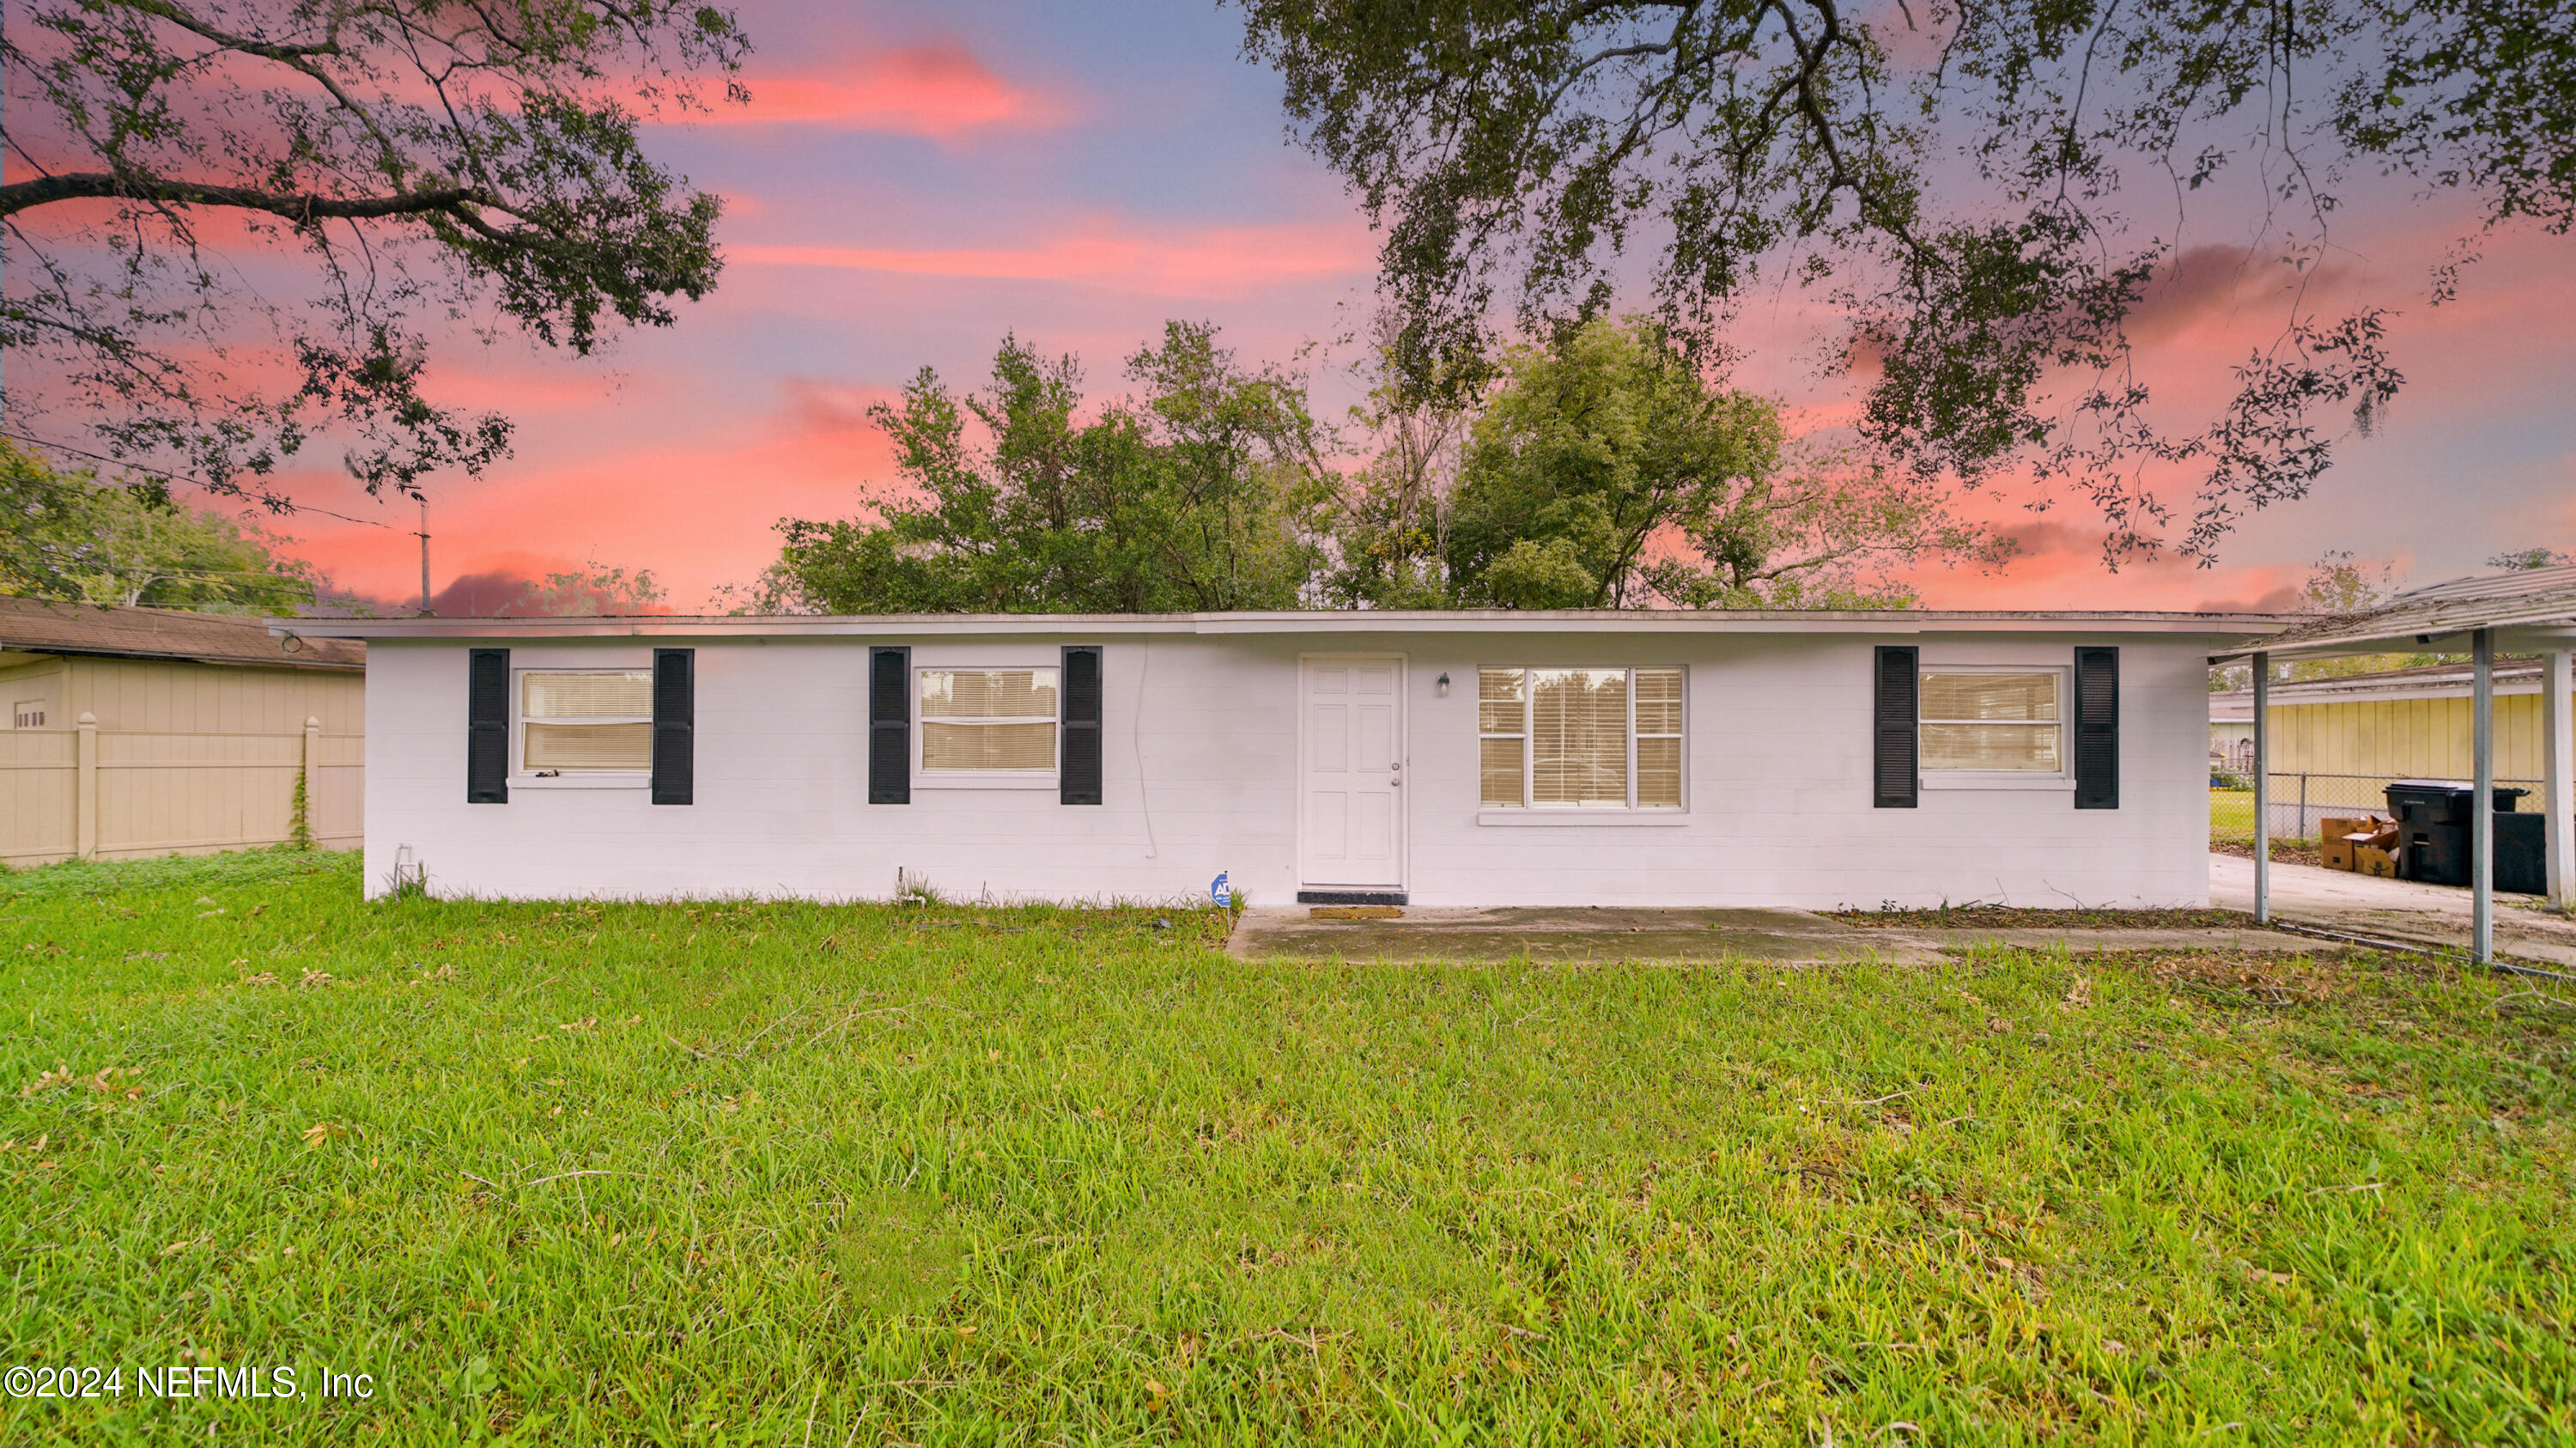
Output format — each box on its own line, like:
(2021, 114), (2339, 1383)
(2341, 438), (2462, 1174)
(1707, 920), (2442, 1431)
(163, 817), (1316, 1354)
(361, 629), (2216, 908)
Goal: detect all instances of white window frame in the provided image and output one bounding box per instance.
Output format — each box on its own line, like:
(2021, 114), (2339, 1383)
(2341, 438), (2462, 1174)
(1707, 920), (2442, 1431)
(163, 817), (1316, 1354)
(1476, 666), (1686, 823)
(1917, 663), (2075, 791)
(913, 665), (1061, 791)
(512, 666), (653, 788)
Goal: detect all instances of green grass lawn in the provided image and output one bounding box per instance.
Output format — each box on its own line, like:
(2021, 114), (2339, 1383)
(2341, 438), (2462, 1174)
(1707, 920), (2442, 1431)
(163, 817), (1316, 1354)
(2210, 787), (2257, 847)
(5, 850), (2574, 1445)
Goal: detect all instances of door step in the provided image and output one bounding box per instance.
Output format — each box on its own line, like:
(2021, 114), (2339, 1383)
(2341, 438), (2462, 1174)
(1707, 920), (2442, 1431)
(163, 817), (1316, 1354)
(1297, 890), (1409, 906)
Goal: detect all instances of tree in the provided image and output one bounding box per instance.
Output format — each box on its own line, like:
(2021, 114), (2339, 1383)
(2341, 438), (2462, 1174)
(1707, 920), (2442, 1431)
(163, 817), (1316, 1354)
(2, 0), (747, 496)
(2489, 547), (2576, 571)
(517, 559), (666, 617)
(1438, 318), (2005, 608)
(1236, 0), (2573, 563)
(1313, 313), (1478, 609)
(2284, 550), (2441, 681)
(0, 439), (325, 611)
(769, 323), (1332, 614)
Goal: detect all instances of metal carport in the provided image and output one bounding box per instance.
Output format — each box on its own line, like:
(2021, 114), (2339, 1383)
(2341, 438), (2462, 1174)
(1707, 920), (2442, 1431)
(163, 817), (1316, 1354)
(2215, 564), (2576, 964)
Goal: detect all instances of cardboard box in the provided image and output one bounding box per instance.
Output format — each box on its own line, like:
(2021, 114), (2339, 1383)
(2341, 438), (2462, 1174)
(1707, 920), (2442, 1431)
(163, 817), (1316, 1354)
(2318, 816), (2382, 872)
(2355, 845), (2399, 879)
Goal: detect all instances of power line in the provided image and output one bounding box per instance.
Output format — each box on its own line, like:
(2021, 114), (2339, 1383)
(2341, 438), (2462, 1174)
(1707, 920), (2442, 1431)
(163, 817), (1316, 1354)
(1, 429), (406, 531)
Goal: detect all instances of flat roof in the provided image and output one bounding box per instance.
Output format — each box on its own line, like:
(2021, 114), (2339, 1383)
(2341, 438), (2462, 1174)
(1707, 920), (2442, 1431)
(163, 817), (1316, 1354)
(274, 608), (2299, 642)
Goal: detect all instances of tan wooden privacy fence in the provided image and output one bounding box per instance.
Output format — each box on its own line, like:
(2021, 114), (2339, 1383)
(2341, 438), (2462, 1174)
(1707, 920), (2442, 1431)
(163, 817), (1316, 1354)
(1, 715), (361, 867)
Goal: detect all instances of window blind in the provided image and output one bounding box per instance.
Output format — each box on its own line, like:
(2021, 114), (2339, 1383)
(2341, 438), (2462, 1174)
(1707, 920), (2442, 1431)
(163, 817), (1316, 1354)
(1479, 666), (1680, 810)
(1532, 668), (1628, 806)
(1919, 671), (2063, 772)
(519, 670), (653, 772)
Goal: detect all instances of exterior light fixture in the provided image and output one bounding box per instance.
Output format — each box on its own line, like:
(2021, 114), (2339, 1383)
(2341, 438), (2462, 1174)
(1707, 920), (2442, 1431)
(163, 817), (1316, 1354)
(1436, 672), (1451, 697)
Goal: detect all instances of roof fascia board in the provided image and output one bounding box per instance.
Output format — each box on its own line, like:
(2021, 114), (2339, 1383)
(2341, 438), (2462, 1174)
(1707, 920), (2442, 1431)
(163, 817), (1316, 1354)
(280, 611), (2292, 642)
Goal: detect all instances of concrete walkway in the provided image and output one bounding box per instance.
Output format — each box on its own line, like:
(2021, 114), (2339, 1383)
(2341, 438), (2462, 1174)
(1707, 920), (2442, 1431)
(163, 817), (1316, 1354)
(1228, 903), (2311, 966)
(1224, 861), (2576, 967)
(2208, 853), (2576, 968)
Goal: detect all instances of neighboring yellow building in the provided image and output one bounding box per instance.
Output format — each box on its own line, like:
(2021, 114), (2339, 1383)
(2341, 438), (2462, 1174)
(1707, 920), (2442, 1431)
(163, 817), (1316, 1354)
(2210, 659), (2571, 826)
(1, 598), (364, 866)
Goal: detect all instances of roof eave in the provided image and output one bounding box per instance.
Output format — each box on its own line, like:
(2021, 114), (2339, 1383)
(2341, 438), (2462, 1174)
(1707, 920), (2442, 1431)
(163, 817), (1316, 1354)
(274, 609), (2303, 642)
(0, 642), (362, 672)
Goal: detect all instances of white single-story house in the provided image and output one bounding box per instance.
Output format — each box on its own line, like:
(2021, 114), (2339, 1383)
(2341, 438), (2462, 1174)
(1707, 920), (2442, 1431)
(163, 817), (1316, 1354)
(276, 610), (2284, 908)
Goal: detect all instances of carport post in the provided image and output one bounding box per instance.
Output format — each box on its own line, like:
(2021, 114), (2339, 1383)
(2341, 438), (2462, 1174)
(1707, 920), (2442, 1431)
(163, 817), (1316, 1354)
(2472, 629), (2494, 964)
(2252, 652), (2270, 924)
(2546, 650), (2573, 913)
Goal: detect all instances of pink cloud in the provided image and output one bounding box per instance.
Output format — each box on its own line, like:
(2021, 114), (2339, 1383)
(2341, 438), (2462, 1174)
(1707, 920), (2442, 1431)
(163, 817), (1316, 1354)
(729, 216), (1375, 298)
(714, 42), (1068, 139)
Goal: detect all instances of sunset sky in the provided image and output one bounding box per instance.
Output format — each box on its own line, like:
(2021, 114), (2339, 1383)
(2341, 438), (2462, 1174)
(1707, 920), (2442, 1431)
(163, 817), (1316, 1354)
(51, 0), (2576, 613)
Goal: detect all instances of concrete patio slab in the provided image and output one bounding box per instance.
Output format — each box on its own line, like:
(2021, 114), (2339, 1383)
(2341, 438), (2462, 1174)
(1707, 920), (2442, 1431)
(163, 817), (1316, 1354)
(1224, 905), (2329, 965)
(2208, 853), (2576, 968)
(1227, 905), (1940, 964)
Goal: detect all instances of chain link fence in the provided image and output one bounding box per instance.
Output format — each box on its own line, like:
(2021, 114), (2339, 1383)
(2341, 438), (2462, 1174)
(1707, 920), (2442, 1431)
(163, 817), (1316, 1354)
(2210, 772), (2544, 844)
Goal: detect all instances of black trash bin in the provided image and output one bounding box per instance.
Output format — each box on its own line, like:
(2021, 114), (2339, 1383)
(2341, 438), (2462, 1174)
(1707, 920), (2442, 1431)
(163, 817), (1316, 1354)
(2382, 781), (2535, 889)
(2383, 780), (2527, 824)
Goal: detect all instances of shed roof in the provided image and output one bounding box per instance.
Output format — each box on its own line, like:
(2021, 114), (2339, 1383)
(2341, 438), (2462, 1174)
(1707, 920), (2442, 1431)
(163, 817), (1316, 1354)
(2208, 656), (2555, 721)
(0, 596), (364, 670)
(276, 606), (2296, 642)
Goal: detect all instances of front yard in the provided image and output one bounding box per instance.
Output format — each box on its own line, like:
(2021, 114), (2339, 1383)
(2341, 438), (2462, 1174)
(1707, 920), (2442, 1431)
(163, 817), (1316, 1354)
(4, 850), (2573, 1444)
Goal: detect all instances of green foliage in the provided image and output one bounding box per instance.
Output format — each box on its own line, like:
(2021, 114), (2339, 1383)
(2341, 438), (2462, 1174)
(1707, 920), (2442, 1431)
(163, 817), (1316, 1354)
(1235, 0), (2573, 561)
(513, 559), (668, 618)
(1441, 319), (2007, 608)
(3, 850), (2575, 1442)
(1, 0), (747, 494)
(770, 323), (1331, 613)
(288, 771), (315, 853)
(778, 318), (2006, 615)
(2490, 547), (2576, 571)
(0, 441), (325, 611)
(2286, 551), (2450, 681)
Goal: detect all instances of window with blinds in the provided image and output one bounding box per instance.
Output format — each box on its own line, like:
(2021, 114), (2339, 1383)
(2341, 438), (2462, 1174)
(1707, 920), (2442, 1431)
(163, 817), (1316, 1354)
(1478, 666), (1684, 809)
(520, 670), (653, 772)
(920, 667), (1058, 774)
(1919, 670), (2064, 773)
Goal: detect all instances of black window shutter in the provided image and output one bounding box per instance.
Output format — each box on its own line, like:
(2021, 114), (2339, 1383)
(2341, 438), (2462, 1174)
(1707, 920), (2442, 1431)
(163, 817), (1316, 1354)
(466, 648), (509, 803)
(2073, 646), (2119, 809)
(1061, 645), (1103, 806)
(1873, 645), (1918, 809)
(651, 648), (694, 806)
(868, 646), (910, 805)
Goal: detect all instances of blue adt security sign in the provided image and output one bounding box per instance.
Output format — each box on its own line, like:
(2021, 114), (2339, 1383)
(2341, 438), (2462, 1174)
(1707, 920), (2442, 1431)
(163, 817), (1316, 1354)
(1210, 871), (1233, 907)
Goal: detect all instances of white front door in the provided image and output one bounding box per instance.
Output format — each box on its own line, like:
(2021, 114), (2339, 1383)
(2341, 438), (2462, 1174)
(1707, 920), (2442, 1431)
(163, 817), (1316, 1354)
(1299, 656), (1405, 890)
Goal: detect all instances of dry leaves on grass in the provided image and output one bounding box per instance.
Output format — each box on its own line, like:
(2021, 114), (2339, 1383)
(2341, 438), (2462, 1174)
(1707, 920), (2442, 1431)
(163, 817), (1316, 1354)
(2148, 952), (2342, 1006)
(301, 1122), (349, 1147)
(559, 1017), (598, 1032)
(13, 1065), (138, 1100)
(298, 968), (333, 989)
